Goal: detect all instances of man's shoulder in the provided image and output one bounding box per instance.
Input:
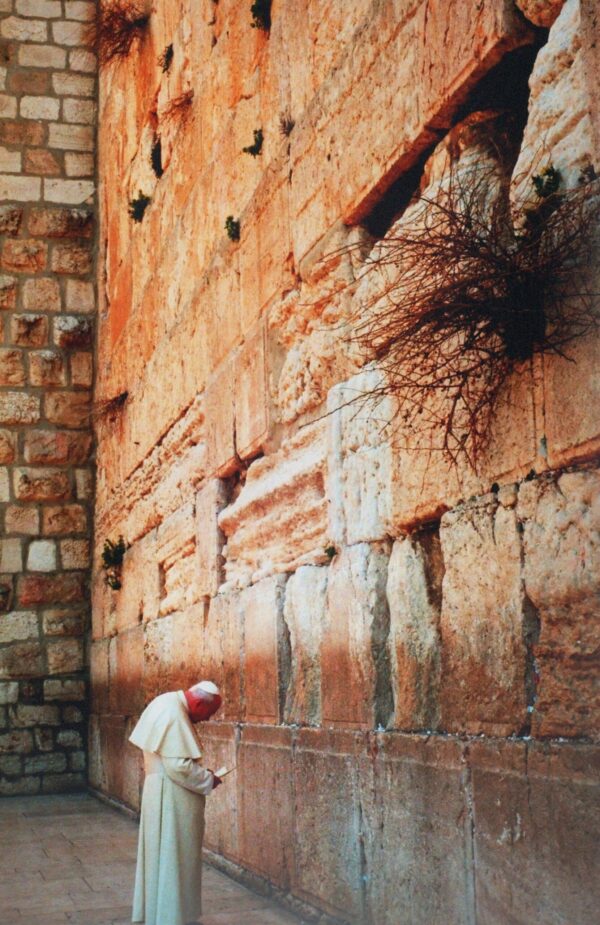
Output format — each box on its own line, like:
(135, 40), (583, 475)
(144, 691), (184, 718)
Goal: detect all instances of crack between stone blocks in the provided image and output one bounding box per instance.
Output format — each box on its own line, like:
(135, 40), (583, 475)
(463, 743), (478, 925)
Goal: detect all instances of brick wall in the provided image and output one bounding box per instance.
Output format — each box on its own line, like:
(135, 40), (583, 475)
(0, 0), (95, 795)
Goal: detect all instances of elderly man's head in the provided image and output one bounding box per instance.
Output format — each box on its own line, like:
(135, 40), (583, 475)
(184, 681), (222, 723)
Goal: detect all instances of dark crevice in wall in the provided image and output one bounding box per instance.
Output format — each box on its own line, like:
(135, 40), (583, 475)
(372, 558), (394, 730)
(521, 592), (541, 737)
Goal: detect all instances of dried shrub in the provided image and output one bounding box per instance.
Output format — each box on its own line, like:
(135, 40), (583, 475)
(90, 0), (150, 66)
(151, 137), (163, 178)
(158, 43), (173, 73)
(242, 128), (263, 157)
(91, 390), (128, 423)
(101, 535), (128, 590)
(250, 0), (271, 30)
(225, 215), (240, 241)
(128, 191), (151, 222)
(279, 109), (295, 137)
(160, 89), (194, 123)
(339, 162), (600, 468)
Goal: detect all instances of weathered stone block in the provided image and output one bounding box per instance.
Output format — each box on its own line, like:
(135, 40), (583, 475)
(44, 679), (85, 701)
(18, 571), (86, 606)
(47, 637), (84, 674)
(24, 752), (67, 774)
(109, 625), (144, 714)
(0, 274), (17, 309)
(0, 348), (25, 387)
(387, 531), (444, 731)
(0, 730), (33, 753)
(60, 538), (89, 569)
(10, 703), (60, 727)
(13, 467), (71, 501)
(90, 639), (109, 714)
(42, 609), (84, 636)
(70, 351), (93, 387)
(235, 319), (269, 459)
(42, 504), (87, 536)
(11, 313), (49, 349)
(0, 610), (37, 644)
(202, 593), (244, 721)
(22, 276), (61, 311)
(439, 497), (528, 736)
(518, 471), (600, 738)
(143, 604), (209, 704)
(0, 205), (22, 235)
(0, 539), (23, 574)
(44, 390), (91, 428)
(470, 738), (600, 925)
(360, 733), (473, 925)
(0, 681), (18, 704)
(242, 575), (288, 725)
(204, 354), (237, 478)
(283, 565), (327, 726)
(27, 539), (56, 571)
(201, 723), (239, 861)
(0, 642), (43, 679)
(219, 420), (328, 588)
(195, 479), (227, 599)
(293, 728), (364, 920)
(29, 350), (68, 388)
(28, 206), (93, 238)
(2, 239), (47, 273)
(24, 430), (91, 466)
(53, 315), (93, 349)
(56, 729), (82, 748)
(0, 430), (16, 465)
(0, 392), (40, 425)
(238, 726), (294, 888)
(322, 543), (392, 729)
(42, 771), (86, 793)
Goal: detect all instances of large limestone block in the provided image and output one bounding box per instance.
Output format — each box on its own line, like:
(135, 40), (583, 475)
(114, 532), (160, 633)
(195, 479), (227, 599)
(218, 421), (328, 588)
(234, 318), (269, 460)
(359, 733), (473, 925)
(439, 495), (529, 736)
(518, 470), (600, 738)
(143, 604), (209, 705)
(512, 0), (596, 207)
(109, 626), (144, 715)
(237, 725), (294, 888)
(293, 728), (364, 921)
(470, 738), (600, 925)
(90, 639), (109, 715)
(322, 543), (393, 729)
(204, 352), (237, 479)
(387, 532), (443, 731)
(516, 0), (565, 26)
(290, 0), (533, 261)
(283, 565), (328, 726)
(241, 575), (288, 725)
(200, 722), (239, 862)
(155, 502), (198, 616)
(203, 592), (244, 721)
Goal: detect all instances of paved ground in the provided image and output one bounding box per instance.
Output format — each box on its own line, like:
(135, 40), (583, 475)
(0, 793), (302, 925)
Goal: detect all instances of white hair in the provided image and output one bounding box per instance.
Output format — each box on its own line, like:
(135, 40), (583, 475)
(188, 680), (220, 700)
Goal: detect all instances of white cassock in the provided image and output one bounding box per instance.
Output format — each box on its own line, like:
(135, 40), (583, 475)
(129, 690), (215, 925)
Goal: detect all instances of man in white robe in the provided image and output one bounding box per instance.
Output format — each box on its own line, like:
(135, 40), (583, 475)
(129, 680), (223, 925)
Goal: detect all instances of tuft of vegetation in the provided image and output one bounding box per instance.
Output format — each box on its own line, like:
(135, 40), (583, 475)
(158, 42), (174, 72)
(242, 128), (263, 157)
(324, 545), (337, 561)
(129, 191), (151, 222)
(151, 137), (163, 178)
(250, 0), (271, 30)
(225, 215), (240, 241)
(279, 109), (295, 137)
(91, 390), (128, 424)
(101, 536), (128, 590)
(89, 0), (150, 66)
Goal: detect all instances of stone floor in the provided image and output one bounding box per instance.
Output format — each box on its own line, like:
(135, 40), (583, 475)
(0, 793), (303, 925)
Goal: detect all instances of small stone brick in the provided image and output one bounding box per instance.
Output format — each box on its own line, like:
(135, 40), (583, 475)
(74, 467), (91, 499)
(56, 728), (82, 747)
(0, 145), (21, 173)
(35, 727), (53, 750)
(52, 71), (94, 97)
(52, 19), (89, 45)
(47, 637), (84, 673)
(68, 48), (95, 72)
(0, 641), (44, 677)
(16, 0), (62, 17)
(24, 430), (91, 465)
(0, 174), (42, 201)
(11, 703), (60, 727)
(28, 206), (92, 238)
(0, 348), (25, 386)
(42, 504), (87, 535)
(18, 571), (85, 606)
(0, 119), (45, 146)
(65, 152), (93, 177)
(69, 750), (85, 771)
(64, 1), (95, 21)
(0, 274), (17, 308)
(20, 95), (59, 120)
(70, 351), (92, 386)
(11, 313), (49, 347)
(48, 121), (92, 151)
(0, 610), (37, 645)
(53, 315), (92, 349)
(8, 68), (51, 94)
(25, 148), (61, 176)
(0, 205), (22, 235)
(1, 15), (48, 41)
(0, 776), (40, 795)
(42, 771), (85, 793)
(62, 704), (83, 722)
(44, 390), (90, 428)
(13, 467), (71, 501)
(27, 539), (56, 571)
(43, 608), (84, 636)
(0, 392), (39, 425)
(63, 96), (95, 124)
(65, 278), (94, 312)
(50, 241), (91, 275)
(0, 430), (16, 464)
(0, 540), (23, 574)
(0, 754), (21, 775)
(60, 538), (89, 569)
(5, 506), (39, 535)
(22, 276), (61, 311)
(0, 93), (17, 118)
(45, 178), (95, 204)
(0, 730), (33, 753)
(2, 239), (47, 273)
(44, 678), (85, 701)
(24, 752), (67, 774)
(19, 42), (65, 68)
(0, 681), (18, 704)
(28, 350), (67, 387)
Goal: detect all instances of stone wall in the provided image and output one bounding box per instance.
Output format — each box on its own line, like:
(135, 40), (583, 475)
(0, 0), (95, 795)
(91, 2), (600, 923)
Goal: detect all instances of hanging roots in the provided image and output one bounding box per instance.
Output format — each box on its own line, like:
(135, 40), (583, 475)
(338, 163), (600, 468)
(90, 0), (150, 66)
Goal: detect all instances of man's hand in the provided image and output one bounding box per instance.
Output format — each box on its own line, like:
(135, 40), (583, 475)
(209, 770), (222, 789)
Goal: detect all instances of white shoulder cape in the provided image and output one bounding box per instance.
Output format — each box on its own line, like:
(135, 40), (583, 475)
(129, 691), (203, 758)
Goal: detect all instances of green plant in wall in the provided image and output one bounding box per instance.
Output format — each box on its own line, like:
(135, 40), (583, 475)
(102, 536), (128, 590)
(324, 545), (337, 561)
(250, 0), (271, 31)
(532, 165), (562, 200)
(242, 128), (263, 157)
(225, 215), (240, 241)
(129, 191), (151, 222)
(279, 109), (295, 137)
